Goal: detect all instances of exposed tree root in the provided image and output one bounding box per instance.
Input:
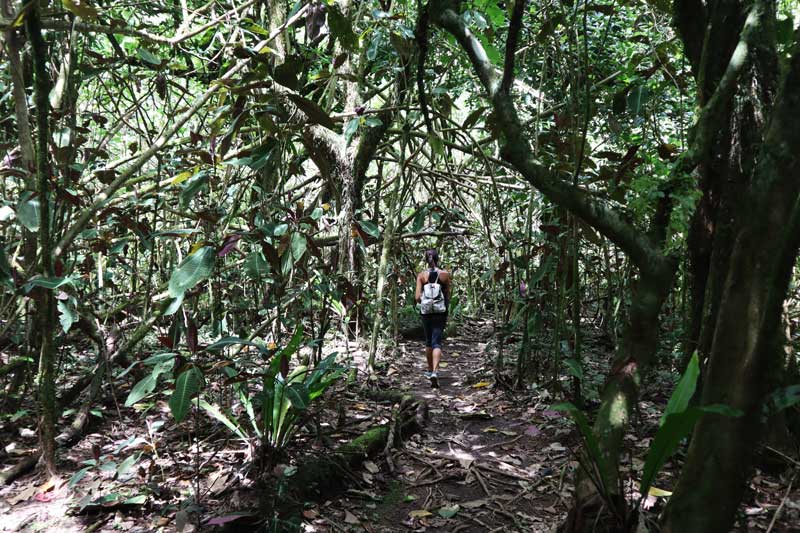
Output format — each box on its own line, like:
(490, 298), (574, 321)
(275, 392), (428, 506)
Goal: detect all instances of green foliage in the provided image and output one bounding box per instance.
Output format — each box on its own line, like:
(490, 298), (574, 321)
(168, 246), (216, 299)
(661, 352), (699, 425)
(169, 366), (204, 423)
(124, 353), (176, 407)
(16, 193), (40, 232)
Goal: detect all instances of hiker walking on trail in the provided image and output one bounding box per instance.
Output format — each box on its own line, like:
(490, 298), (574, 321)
(415, 249), (451, 388)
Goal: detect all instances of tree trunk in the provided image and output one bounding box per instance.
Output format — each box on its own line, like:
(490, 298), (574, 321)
(569, 265), (674, 528)
(663, 36), (800, 531)
(24, 0), (58, 477)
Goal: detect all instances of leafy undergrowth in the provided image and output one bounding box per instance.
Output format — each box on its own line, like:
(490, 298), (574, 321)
(1, 319), (798, 532)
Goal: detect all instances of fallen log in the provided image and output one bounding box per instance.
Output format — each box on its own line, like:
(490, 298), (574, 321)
(281, 393), (428, 502)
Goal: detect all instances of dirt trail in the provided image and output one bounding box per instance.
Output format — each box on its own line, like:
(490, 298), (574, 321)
(321, 319), (572, 532)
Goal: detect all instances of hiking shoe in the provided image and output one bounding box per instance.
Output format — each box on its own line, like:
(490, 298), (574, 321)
(424, 371), (432, 379)
(430, 371), (439, 388)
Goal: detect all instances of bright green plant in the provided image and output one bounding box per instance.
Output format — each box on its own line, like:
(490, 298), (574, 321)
(554, 352), (742, 527)
(203, 326), (344, 452)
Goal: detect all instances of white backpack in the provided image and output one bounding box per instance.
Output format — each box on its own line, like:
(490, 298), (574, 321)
(420, 269), (447, 315)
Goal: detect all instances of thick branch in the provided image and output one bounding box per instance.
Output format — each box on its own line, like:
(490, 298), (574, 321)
(501, 0), (526, 95)
(432, 3), (665, 274)
(685, 1), (764, 166)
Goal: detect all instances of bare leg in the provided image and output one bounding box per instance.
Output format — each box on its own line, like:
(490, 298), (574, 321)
(432, 348), (442, 372)
(426, 347), (434, 372)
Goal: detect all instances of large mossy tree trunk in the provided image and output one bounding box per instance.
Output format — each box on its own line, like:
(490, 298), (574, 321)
(663, 29), (800, 531)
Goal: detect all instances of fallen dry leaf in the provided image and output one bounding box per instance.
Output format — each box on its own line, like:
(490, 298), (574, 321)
(8, 484), (37, 505)
(462, 499), (488, 509)
(344, 510), (360, 524)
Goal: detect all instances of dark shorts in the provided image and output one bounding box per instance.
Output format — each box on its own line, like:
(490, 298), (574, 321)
(421, 314), (447, 349)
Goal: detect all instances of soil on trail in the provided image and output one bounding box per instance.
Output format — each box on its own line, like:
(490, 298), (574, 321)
(323, 318), (574, 532)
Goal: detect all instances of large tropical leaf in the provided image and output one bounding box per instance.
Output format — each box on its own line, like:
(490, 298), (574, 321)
(124, 359), (174, 406)
(169, 366), (203, 422)
(168, 246), (215, 298)
(16, 193), (40, 232)
(661, 352), (700, 425)
(640, 404), (741, 499)
(198, 399), (247, 440)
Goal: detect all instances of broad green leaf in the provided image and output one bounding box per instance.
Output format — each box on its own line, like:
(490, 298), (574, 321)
(68, 467), (92, 489)
(57, 298), (78, 333)
(244, 251), (269, 279)
(412, 209), (426, 233)
(285, 383), (310, 410)
(169, 366), (203, 423)
(290, 232), (307, 261)
(768, 384), (800, 412)
(137, 47), (161, 66)
(142, 352), (177, 366)
(563, 358), (583, 381)
(199, 399), (247, 440)
(343, 118), (359, 145)
(24, 276), (77, 291)
(276, 324), (304, 360)
(310, 207), (324, 220)
(16, 194), (40, 231)
(428, 134), (445, 157)
(180, 171), (209, 207)
(123, 494), (147, 505)
(358, 220), (381, 239)
(125, 374), (157, 406)
(640, 403), (741, 499)
(640, 407), (702, 499)
(661, 352), (699, 425)
(171, 170), (194, 185)
(124, 359), (172, 406)
(168, 246), (215, 298)
(116, 453), (140, 476)
(627, 84), (651, 116)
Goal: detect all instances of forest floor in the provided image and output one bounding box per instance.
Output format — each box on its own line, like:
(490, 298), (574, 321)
(1, 318), (799, 532)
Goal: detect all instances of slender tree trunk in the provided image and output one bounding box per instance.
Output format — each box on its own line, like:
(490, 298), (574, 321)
(569, 265), (674, 527)
(368, 153), (406, 367)
(25, 0), (57, 477)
